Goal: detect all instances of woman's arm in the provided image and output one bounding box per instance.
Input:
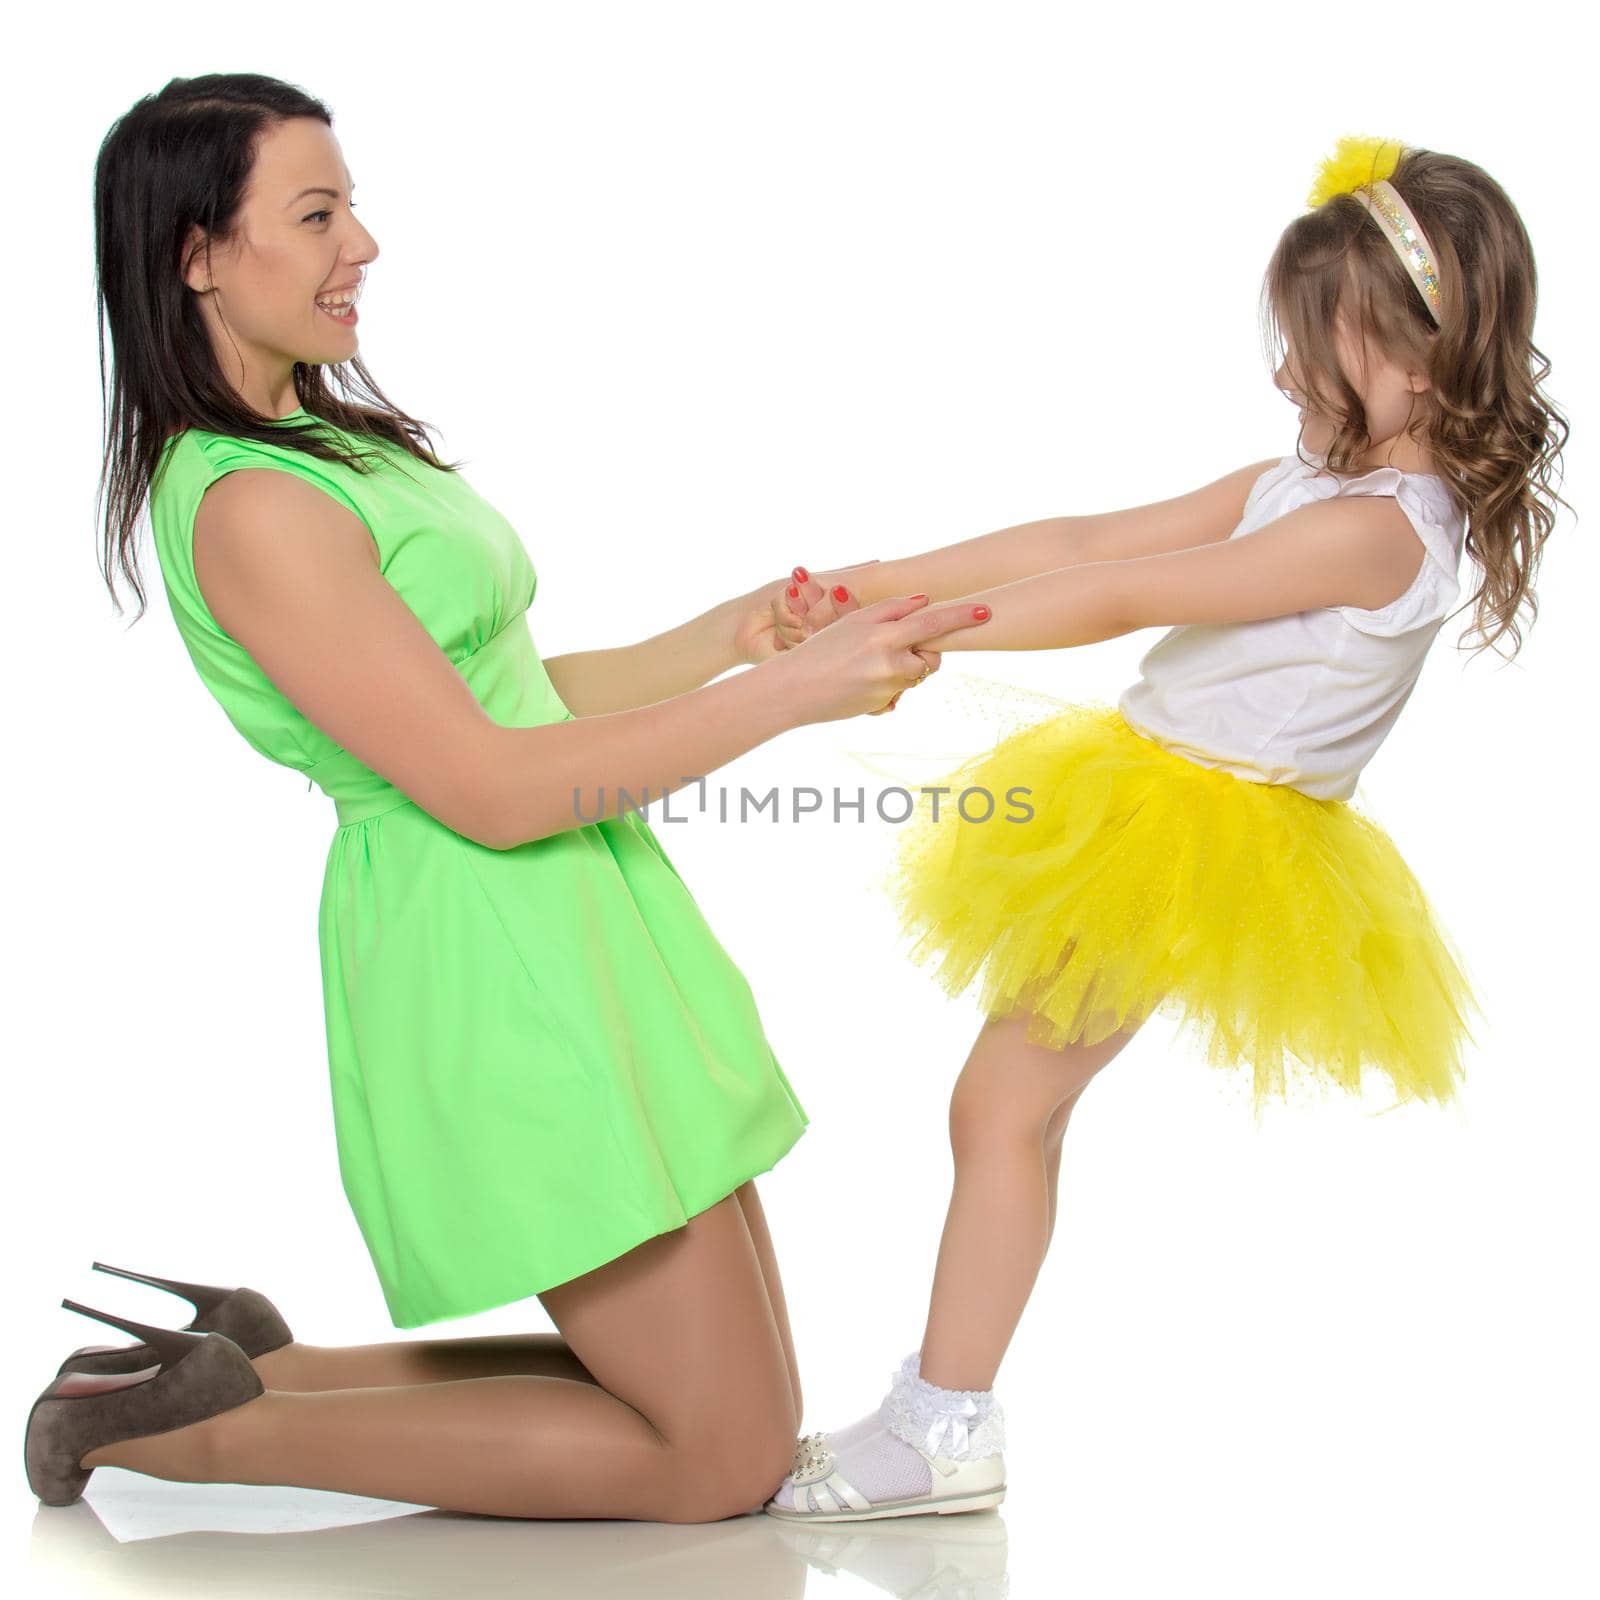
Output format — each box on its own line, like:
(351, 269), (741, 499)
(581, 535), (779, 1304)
(913, 494), (1423, 653)
(193, 473), (979, 851)
(542, 585), (756, 717)
(546, 559), (884, 714)
(194, 475), (806, 848)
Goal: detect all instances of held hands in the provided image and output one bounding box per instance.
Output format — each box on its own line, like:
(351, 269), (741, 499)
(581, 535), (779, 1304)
(776, 566), (923, 714)
(774, 564), (863, 649)
(730, 560), (884, 668)
(774, 564), (951, 715)
(768, 587), (992, 723)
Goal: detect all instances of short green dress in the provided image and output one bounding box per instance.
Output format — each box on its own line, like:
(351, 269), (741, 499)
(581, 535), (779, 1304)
(148, 407), (808, 1328)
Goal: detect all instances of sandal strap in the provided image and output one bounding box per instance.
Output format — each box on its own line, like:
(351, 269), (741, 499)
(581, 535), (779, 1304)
(801, 1469), (872, 1514)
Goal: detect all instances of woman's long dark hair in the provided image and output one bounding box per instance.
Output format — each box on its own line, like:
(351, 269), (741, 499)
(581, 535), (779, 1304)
(94, 72), (463, 622)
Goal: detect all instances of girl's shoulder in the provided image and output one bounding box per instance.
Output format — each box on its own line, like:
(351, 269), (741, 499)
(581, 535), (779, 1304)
(1253, 456), (1467, 640)
(1254, 453), (1464, 569)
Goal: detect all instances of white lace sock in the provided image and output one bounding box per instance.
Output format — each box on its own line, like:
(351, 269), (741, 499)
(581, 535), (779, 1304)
(772, 1351), (1005, 1510)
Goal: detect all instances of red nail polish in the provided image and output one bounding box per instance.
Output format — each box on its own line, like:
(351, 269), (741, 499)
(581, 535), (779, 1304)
(973, 605), (990, 620)
(911, 593), (928, 602)
(833, 585), (848, 603)
(787, 585), (799, 598)
(794, 566), (810, 582)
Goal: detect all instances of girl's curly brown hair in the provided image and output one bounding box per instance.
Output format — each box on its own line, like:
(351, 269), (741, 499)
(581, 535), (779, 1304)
(1260, 145), (1571, 661)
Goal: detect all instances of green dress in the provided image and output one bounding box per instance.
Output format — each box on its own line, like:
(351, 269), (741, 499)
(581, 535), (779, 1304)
(149, 408), (808, 1328)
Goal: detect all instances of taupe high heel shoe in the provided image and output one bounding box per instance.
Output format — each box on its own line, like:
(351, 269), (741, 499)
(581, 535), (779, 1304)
(25, 1299), (266, 1506)
(55, 1262), (293, 1376)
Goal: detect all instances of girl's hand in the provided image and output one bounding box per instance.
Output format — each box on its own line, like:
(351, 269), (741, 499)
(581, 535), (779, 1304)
(767, 593), (985, 723)
(774, 561), (879, 649)
(727, 560), (885, 667)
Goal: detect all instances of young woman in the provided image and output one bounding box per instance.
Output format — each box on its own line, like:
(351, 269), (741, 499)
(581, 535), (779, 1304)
(25, 71), (990, 1518)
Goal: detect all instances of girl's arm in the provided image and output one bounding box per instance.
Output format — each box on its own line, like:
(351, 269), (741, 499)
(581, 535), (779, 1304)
(801, 459), (1283, 608)
(915, 495), (1427, 652)
(542, 576), (775, 716)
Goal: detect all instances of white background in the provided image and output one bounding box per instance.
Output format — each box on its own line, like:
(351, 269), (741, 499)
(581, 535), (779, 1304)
(7, 2), (1593, 1596)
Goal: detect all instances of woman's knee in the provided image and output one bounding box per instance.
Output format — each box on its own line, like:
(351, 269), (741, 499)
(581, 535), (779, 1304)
(659, 1413), (796, 1522)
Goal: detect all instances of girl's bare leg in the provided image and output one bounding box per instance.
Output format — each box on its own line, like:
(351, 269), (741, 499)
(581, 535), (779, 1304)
(917, 1007), (1147, 1392)
(1042, 1084), (1085, 1254)
(764, 1008), (1140, 1514)
(254, 1178), (803, 1422)
(79, 1192), (800, 1521)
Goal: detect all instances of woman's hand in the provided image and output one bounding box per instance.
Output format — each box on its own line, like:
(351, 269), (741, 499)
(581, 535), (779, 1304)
(766, 592), (989, 723)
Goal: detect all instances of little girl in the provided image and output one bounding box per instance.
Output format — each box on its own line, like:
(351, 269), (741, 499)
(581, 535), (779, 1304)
(762, 134), (1569, 1522)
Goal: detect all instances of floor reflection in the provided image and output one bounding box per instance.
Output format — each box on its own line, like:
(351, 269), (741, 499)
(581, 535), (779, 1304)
(28, 1471), (1010, 1598)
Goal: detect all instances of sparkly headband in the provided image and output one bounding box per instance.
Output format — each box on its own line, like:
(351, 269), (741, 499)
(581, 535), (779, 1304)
(1307, 135), (1445, 326)
(1351, 178), (1443, 325)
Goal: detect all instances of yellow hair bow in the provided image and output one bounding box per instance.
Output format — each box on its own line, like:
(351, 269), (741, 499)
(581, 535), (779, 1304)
(1306, 133), (1443, 324)
(1306, 133), (1405, 210)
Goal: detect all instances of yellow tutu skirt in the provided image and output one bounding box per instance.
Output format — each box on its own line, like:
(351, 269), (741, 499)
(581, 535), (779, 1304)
(878, 699), (1485, 1116)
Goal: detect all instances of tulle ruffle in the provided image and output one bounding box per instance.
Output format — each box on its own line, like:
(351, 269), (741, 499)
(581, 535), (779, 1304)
(877, 700), (1485, 1117)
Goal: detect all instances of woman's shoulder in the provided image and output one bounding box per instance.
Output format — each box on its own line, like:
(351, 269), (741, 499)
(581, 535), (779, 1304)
(151, 425), (233, 514)
(155, 417), (391, 531)
(156, 418), (315, 486)
(163, 414), (345, 470)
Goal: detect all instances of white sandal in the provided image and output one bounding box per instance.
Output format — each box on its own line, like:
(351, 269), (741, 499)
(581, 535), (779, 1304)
(765, 1428), (1006, 1522)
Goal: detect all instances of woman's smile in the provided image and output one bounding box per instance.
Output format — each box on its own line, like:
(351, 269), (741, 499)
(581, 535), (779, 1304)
(315, 282), (362, 325)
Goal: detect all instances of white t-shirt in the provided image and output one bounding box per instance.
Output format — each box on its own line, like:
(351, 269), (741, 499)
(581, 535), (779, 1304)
(1116, 452), (1469, 802)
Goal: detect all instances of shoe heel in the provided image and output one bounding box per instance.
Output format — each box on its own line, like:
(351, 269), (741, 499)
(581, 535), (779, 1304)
(59, 1298), (208, 1368)
(56, 1268), (293, 1378)
(27, 1301), (264, 1507)
(90, 1262), (234, 1319)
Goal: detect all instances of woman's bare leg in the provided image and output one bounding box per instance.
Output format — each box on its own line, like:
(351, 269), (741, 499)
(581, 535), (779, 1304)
(255, 1333), (597, 1392)
(734, 1178), (803, 1422)
(253, 1177), (803, 1418)
(917, 1009), (1146, 1392)
(78, 1193), (799, 1521)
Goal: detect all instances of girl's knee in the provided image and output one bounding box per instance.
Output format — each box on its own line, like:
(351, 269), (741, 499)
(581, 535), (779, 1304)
(1043, 1084), (1086, 1145)
(949, 1074), (1062, 1158)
